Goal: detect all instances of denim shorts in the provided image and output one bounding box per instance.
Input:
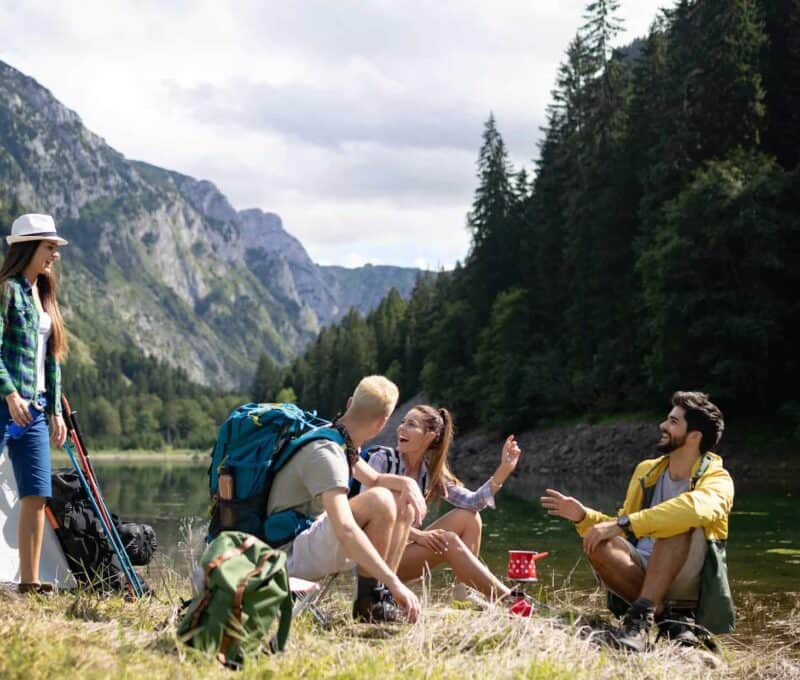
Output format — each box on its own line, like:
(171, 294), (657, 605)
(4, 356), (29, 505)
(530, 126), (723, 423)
(1, 394), (52, 498)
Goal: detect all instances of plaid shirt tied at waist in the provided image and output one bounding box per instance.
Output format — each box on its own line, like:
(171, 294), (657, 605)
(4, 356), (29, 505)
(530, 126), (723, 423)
(0, 275), (62, 415)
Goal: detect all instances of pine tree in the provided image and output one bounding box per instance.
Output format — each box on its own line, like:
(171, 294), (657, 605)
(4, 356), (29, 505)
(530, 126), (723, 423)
(760, 0), (800, 170)
(581, 0), (625, 74)
(466, 114), (515, 319)
(250, 353), (282, 403)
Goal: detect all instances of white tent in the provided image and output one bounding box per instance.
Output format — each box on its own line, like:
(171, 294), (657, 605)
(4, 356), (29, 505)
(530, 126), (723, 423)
(0, 444), (76, 587)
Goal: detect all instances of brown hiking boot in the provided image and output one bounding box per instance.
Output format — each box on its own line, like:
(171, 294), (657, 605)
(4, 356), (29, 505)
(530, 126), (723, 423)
(352, 586), (405, 624)
(607, 604), (654, 652)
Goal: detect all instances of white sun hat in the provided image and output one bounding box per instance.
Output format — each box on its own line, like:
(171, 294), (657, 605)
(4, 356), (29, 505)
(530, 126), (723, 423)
(6, 214), (68, 246)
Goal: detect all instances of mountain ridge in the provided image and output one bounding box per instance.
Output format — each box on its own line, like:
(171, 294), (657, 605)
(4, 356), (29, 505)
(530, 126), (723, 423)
(0, 59), (424, 388)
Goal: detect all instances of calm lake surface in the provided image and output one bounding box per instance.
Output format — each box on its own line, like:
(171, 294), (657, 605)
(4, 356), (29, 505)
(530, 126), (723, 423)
(85, 459), (799, 641)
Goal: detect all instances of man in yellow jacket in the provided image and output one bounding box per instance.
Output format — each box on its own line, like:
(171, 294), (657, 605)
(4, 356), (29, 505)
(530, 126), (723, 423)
(541, 391), (734, 652)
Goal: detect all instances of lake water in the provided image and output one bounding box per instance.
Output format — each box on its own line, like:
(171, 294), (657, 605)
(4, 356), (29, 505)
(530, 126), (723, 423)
(86, 459), (799, 641)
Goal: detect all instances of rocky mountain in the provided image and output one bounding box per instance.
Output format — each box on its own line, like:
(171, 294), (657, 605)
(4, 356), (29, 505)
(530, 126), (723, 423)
(0, 59), (424, 388)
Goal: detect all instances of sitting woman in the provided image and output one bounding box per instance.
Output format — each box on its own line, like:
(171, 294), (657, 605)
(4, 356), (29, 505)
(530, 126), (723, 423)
(359, 404), (521, 603)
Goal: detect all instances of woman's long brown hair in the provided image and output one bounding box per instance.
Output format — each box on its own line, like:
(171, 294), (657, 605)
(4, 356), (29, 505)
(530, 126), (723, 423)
(413, 404), (461, 503)
(0, 241), (68, 361)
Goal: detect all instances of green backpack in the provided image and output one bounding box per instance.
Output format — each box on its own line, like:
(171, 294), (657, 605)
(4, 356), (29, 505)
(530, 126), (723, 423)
(177, 531), (293, 668)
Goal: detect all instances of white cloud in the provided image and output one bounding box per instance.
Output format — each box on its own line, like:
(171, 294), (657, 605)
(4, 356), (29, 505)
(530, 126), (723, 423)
(0, 0), (669, 267)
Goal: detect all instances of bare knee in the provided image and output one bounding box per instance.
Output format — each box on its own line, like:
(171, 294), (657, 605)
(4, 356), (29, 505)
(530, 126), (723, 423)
(360, 486), (397, 522)
(444, 531), (468, 555)
(464, 509), (482, 532)
(19, 496), (46, 511)
(396, 496), (414, 526)
(586, 538), (619, 570)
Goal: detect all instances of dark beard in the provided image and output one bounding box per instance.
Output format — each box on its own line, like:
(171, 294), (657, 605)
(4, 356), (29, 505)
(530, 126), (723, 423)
(657, 432), (686, 454)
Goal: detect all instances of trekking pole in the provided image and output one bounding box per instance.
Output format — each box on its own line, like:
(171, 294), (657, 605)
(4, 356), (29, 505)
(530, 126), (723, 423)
(61, 396), (144, 597)
(60, 396), (144, 597)
(63, 440), (143, 596)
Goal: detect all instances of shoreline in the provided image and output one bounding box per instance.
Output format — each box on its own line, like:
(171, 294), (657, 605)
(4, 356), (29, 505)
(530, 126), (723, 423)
(51, 449), (205, 463)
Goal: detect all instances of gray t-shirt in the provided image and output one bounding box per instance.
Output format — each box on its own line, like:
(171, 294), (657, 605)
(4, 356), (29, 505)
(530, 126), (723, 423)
(636, 470), (690, 560)
(266, 438), (349, 519)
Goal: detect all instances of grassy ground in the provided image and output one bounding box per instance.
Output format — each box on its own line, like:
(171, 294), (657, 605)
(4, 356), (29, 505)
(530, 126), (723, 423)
(1, 573), (797, 680)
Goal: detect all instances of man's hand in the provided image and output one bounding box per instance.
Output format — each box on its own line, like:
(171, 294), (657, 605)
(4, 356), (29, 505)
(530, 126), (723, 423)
(387, 475), (427, 527)
(582, 520), (623, 554)
(386, 579), (421, 623)
(412, 529), (450, 554)
(540, 488), (587, 522)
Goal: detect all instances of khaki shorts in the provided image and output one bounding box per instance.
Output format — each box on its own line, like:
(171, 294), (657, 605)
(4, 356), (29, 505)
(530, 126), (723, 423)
(284, 512), (356, 581)
(603, 527), (707, 606)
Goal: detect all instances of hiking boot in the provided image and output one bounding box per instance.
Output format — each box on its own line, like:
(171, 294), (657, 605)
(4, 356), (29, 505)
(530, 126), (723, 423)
(656, 610), (701, 648)
(608, 603), (654, 652)
(352, 586), (405, 624)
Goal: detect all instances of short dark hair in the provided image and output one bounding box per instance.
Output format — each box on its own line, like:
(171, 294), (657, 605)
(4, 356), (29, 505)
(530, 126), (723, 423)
(671, 391), (724, 453)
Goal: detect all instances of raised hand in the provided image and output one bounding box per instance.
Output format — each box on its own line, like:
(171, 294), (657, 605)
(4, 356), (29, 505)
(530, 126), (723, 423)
(499, 434), (522, 473)
(540, 488), (587, 523)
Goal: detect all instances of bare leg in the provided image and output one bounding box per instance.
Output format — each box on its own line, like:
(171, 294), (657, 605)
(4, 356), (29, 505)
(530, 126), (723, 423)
(349, 487), (411, 576)
(18, 496), (46, 584)
(586, 536), (645, 604)
(396, 511), (509, 600)
(639, 532), (692, 609)
(433, 508), (483, 555)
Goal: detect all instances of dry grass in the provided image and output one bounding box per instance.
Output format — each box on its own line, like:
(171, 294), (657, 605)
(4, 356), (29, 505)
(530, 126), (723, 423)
(1, 572), (798, 680)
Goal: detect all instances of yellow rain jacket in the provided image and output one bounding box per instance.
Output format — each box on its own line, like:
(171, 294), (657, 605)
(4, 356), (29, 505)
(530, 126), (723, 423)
(575, 452), (735, 633)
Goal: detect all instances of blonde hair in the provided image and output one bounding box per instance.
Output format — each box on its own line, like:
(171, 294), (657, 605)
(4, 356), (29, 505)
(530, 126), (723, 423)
(348, 375), (399, 421)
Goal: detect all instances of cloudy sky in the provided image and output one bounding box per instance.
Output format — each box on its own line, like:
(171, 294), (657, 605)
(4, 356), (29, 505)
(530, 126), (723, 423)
(1, 1), (667, 269)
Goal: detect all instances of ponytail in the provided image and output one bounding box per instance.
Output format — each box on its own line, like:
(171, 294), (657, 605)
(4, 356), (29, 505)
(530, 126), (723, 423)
(415, 405), (461, 503)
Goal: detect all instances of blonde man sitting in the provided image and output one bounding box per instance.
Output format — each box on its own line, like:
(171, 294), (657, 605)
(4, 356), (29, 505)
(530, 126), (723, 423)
(267, 375), (426, 623)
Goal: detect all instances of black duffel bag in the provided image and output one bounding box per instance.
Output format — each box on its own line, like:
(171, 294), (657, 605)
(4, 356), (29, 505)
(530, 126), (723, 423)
(117, 521), (158, 566)
(47, 469), (158, 590)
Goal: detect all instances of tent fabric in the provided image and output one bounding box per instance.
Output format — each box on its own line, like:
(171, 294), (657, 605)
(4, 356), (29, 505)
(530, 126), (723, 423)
(0, 444), (76, 587)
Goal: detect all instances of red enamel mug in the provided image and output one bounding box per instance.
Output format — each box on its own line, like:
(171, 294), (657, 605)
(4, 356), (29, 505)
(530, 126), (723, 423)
(507, 550), (549, 581)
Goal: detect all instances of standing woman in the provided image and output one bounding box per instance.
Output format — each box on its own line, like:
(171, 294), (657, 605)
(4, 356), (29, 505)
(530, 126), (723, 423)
(0, 214), (68, 593)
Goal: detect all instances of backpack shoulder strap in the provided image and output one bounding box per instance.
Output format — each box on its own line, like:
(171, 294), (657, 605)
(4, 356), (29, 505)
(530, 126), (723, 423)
(690, 453), (712, 491)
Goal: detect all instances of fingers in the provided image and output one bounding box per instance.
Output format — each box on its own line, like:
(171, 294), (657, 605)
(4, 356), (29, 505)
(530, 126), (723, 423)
(539, 489), (563, 508)
(431, 535), (449, 554)
(404, 593), (421, 623)
(11, 400), (32, 427)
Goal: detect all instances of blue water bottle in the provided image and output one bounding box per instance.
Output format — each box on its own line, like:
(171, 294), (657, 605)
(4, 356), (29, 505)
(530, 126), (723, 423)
(6, 401), (44, 439)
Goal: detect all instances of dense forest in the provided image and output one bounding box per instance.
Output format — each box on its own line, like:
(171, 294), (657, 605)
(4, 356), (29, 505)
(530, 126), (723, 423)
(271, 0), (800, 434)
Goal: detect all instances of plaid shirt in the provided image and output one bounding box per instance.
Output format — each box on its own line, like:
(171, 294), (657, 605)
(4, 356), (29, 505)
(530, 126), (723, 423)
(366, 446), (497, 512)
(0, 275), (62, 415)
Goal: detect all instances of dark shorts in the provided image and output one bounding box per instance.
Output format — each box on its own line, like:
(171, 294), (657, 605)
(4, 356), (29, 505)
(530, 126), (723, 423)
(1, 395), (52, 498)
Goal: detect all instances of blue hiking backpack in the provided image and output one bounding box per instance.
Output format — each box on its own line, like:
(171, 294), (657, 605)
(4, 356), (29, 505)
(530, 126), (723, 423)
(207, 403), (345, 546)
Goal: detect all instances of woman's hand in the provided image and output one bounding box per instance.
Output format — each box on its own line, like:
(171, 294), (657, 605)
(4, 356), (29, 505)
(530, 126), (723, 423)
(498, 434), (522, 474)
(50, 413), (67, 448)
(413, 529), (451, 554)
(5, 392), (32, 428)
(490, 435), (522, 491)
